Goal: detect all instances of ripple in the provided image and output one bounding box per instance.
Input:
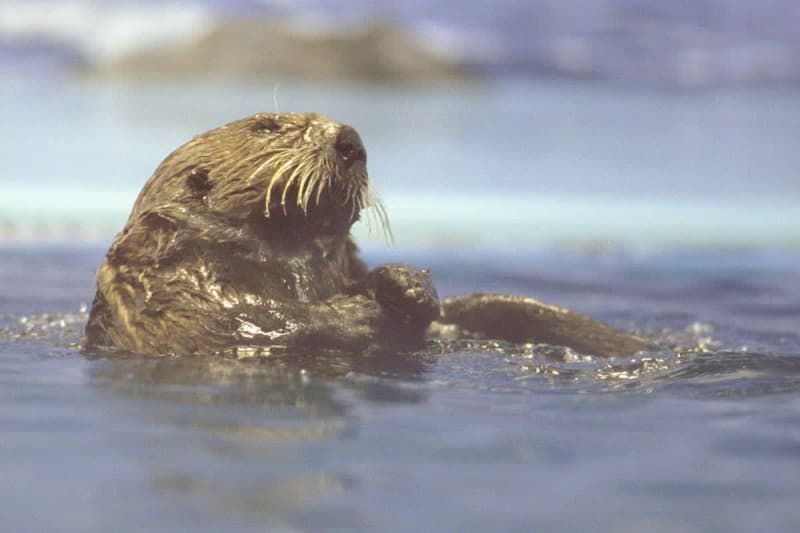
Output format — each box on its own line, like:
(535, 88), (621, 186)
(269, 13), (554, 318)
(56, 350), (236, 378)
(3, 310), (799, 400)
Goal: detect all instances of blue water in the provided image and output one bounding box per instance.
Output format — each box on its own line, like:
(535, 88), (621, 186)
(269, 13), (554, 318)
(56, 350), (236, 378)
(2, 244), (800, 531)
(2, 78), (799, 247)
(2, 77), (800, 531)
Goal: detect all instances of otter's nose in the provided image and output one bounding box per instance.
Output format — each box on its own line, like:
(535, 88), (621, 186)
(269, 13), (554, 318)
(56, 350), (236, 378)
(334, 126), (367, 165)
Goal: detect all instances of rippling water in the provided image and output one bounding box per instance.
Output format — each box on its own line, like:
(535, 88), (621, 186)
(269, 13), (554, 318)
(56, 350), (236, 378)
(2, 245), (800, 531)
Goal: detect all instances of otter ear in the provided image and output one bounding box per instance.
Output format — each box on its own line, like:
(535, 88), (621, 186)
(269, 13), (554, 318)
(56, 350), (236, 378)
(186, 168), (212, 197)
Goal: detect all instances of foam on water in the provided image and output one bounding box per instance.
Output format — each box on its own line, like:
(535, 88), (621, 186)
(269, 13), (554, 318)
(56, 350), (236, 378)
(4, 302), (800, 404)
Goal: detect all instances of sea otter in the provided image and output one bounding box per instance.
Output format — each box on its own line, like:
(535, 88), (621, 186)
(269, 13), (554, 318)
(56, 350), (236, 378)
(84, 112), (647, 357)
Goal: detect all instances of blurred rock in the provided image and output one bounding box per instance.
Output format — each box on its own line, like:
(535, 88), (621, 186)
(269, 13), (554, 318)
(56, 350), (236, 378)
(5, 0), (799, 87)
(87, 18), (470, 83)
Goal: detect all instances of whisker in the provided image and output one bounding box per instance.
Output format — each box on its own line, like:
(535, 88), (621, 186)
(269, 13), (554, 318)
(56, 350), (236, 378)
(314, 174), (327, 206)
(366, 191), (393, 244)
(253, 138), (390, 245)
(296, 152), (322, 211)
(254, 150), (299, 215)
(301, 171), (320, 212)
(296, 167), (314, 212)
(280, 170), (302, 214)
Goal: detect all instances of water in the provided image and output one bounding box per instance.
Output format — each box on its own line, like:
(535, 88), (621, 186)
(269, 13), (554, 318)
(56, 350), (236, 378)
(2, 78), (799, 247)
(2, 77), (800, 531)
(2, 245), (800, 531)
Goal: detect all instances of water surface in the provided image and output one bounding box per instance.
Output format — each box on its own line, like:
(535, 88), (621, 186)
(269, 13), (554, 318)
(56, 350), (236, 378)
(2, 245), (799, 532)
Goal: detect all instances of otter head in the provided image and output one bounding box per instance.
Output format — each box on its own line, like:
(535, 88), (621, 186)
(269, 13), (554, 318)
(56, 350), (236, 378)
(129, 112), (388, 245)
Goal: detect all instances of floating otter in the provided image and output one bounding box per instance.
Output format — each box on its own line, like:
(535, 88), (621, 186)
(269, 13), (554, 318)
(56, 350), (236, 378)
(84, 112), (647, 357)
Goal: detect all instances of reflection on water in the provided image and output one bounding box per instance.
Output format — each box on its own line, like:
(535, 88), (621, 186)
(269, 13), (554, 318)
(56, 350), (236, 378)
(88, 355), (355, 528)
(2, 246), (800, 530)
(5, 320), (800, 530)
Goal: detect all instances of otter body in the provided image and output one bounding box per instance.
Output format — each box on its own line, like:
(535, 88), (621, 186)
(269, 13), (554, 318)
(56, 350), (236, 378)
(85, 112), (646, 357)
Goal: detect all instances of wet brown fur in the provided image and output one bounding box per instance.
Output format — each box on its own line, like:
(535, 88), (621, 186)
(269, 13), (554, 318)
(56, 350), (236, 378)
(85, 112), (648, 357)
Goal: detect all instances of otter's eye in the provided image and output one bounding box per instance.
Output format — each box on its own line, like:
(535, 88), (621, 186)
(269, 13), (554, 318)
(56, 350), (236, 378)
(251, 118), (281, 135)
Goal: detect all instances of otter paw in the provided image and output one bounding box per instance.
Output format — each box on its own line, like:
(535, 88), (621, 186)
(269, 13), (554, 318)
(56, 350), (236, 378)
(367, 264), (441, 328)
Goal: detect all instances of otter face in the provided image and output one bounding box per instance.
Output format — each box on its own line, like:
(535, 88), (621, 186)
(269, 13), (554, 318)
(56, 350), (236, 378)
(131, 112), (388, 240)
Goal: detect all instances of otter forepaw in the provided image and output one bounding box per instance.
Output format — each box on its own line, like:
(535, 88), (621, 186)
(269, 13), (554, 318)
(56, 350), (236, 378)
(367, 264), (441, 329)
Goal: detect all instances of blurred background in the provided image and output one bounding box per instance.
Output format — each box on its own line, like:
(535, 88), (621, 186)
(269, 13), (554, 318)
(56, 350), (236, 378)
(1, 0), (798, 251)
